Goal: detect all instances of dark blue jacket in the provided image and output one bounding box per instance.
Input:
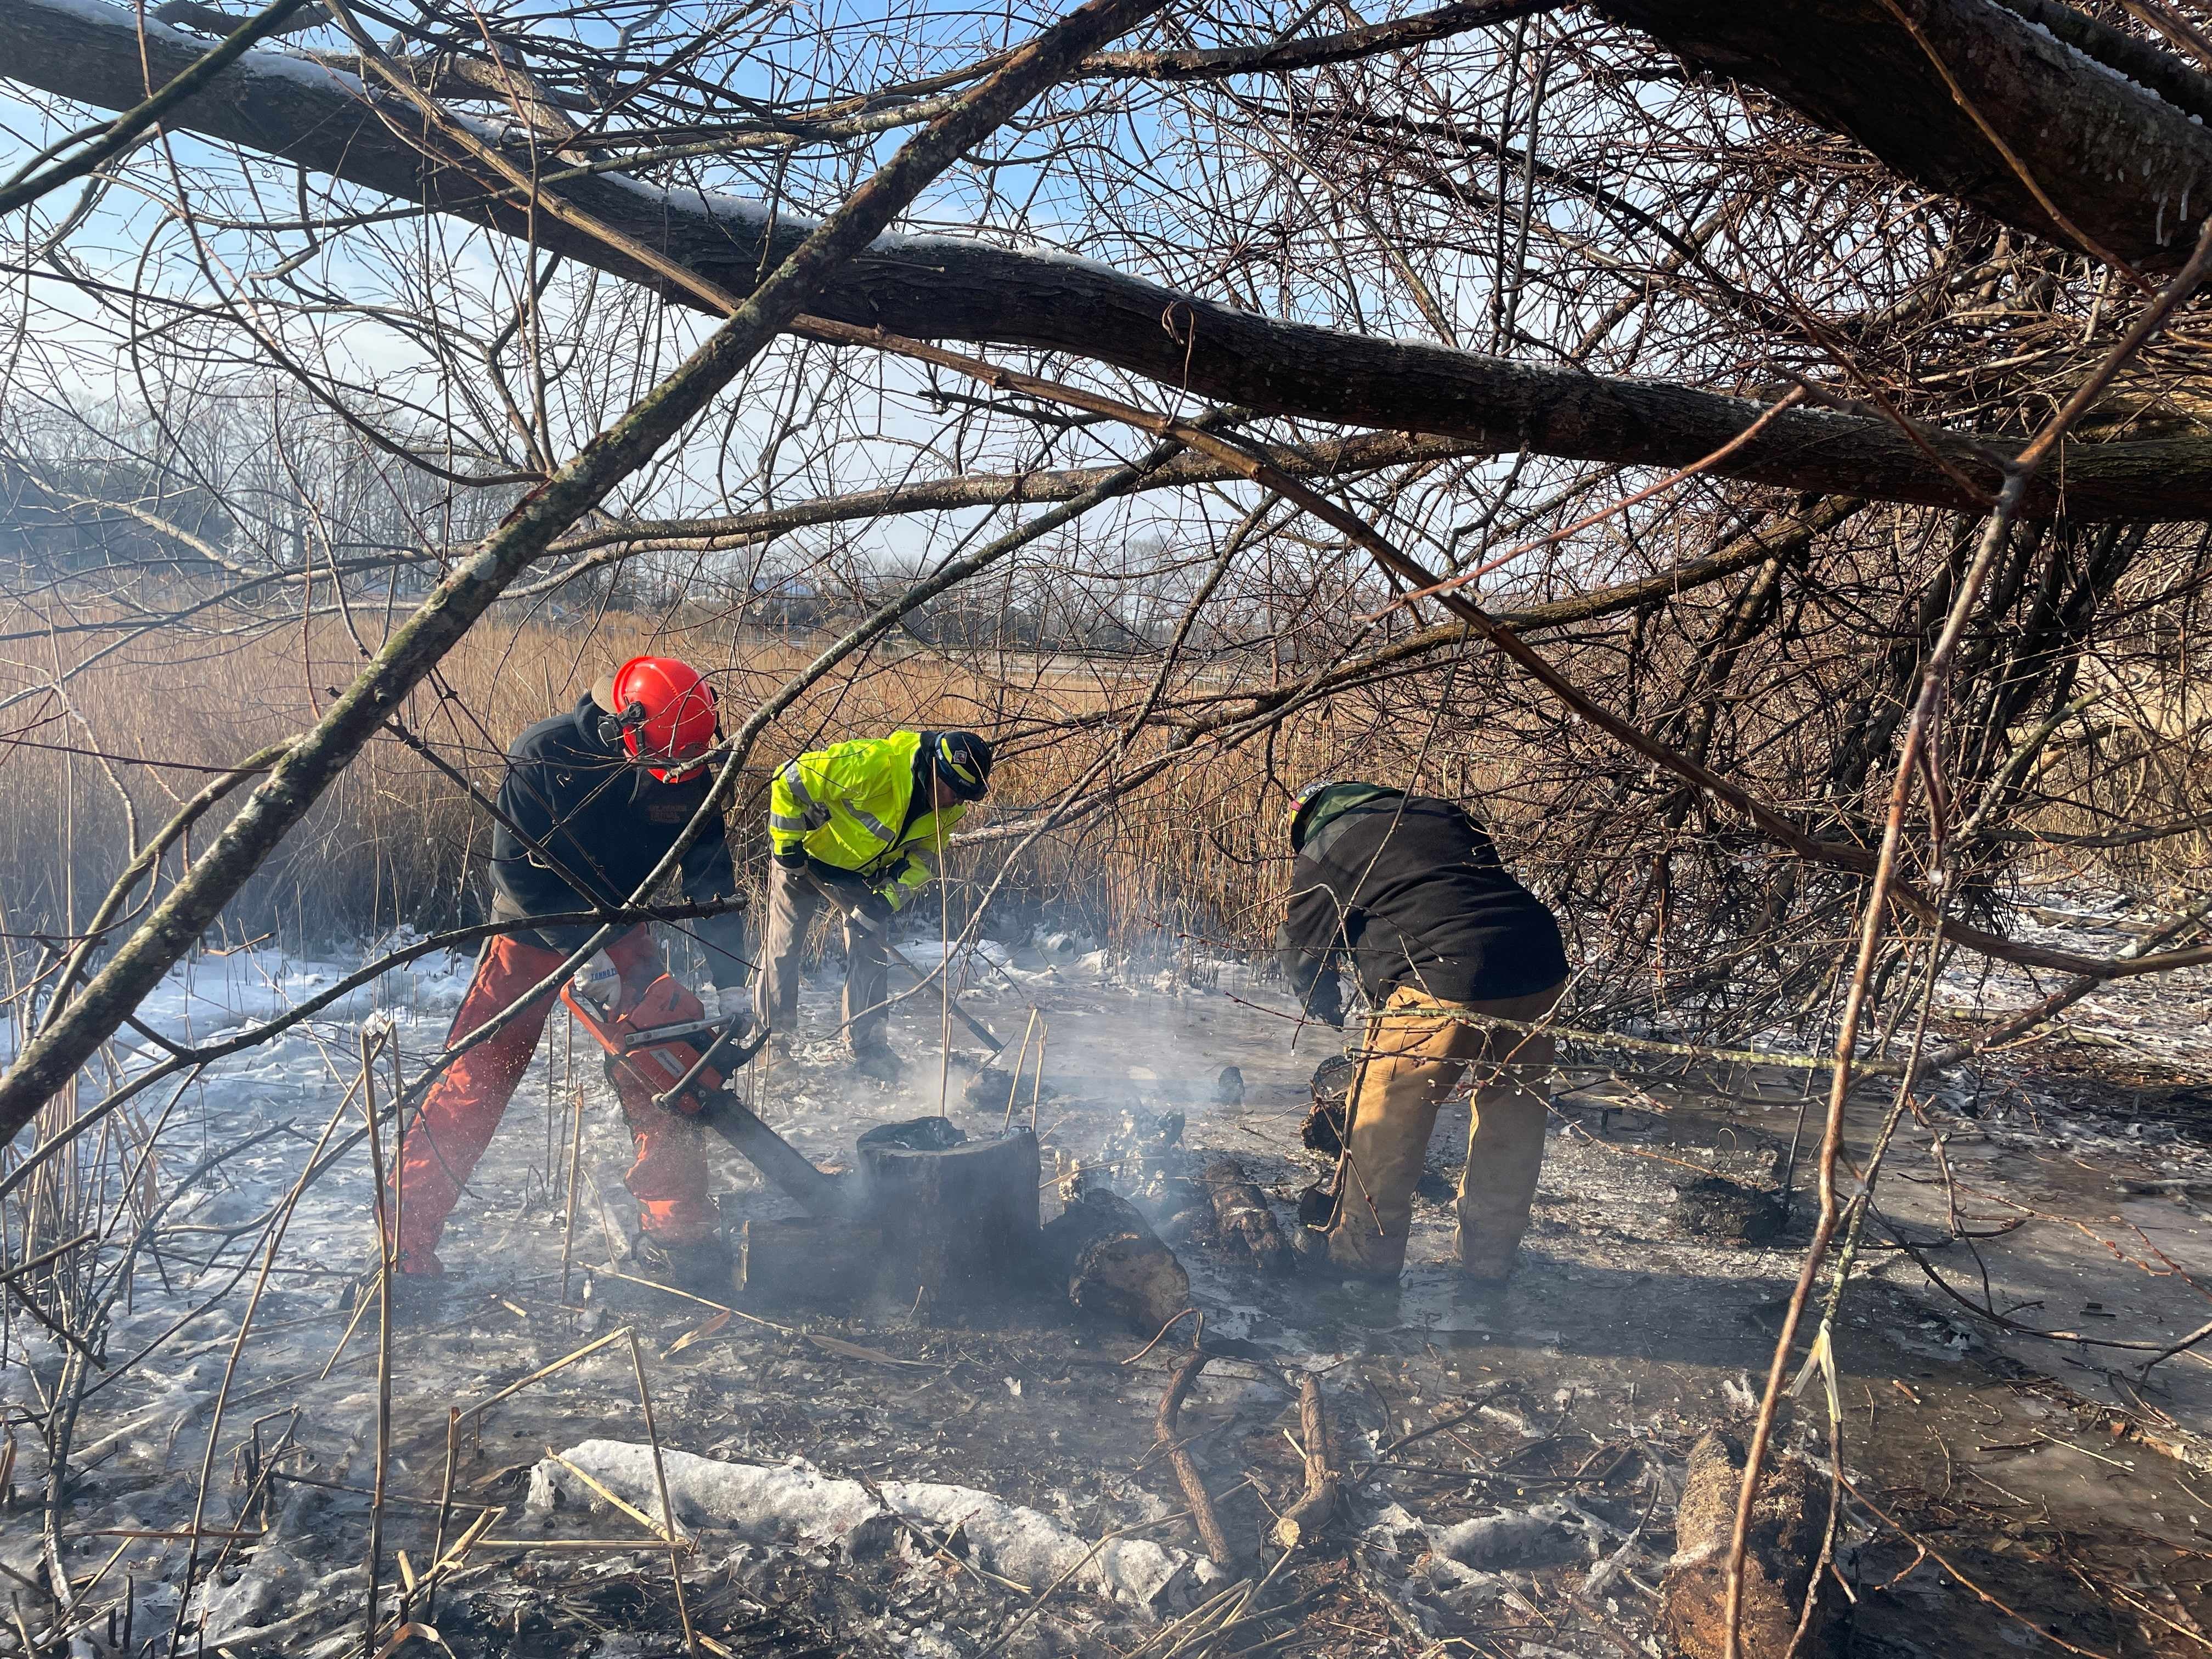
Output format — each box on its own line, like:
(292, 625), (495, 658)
(488, 696), (746, 986)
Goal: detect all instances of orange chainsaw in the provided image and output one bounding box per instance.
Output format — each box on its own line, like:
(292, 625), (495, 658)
(560, 974), (845, 1215)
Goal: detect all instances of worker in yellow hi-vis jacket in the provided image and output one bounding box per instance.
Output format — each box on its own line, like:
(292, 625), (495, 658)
(755, 730), (992, 1080)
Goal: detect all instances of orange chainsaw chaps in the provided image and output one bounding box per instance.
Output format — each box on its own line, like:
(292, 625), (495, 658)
(561, 974), (725, 1114)
(561, 972), (723, 1242)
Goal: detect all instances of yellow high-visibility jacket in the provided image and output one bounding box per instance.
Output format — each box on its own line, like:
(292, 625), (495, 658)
(768, 730), (964, 910)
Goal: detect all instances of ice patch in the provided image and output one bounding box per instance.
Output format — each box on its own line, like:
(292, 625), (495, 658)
(527, 1440), (1217, 1611)
(893, 937), (1015, 974)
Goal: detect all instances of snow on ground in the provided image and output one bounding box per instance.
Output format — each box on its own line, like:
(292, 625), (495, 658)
(5, 906), (2212, 1655)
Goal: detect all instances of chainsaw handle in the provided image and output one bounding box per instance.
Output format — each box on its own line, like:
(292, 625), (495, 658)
(653, 1014), (770, 1113)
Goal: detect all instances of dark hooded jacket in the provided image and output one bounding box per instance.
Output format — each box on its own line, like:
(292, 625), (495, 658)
(487, 695), (747, 985)
(1276, 786), (1565, 1022)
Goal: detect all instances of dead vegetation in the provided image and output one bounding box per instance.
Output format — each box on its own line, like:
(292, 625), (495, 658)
(5, 0), (2212, 1652)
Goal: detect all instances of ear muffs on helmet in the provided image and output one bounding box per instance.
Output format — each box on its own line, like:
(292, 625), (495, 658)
(606, 656), (718, 783)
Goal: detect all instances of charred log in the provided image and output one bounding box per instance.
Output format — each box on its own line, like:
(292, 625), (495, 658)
(1196, 1158), (1297, 1276)
(1039, 1183), (1192, 1334)
(1659, 1429), (1847, 1659)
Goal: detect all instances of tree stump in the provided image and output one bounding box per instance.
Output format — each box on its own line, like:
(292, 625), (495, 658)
(855, 1117), (1040, 1304)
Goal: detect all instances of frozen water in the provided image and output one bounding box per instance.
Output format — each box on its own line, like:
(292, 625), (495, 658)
(528, 1439), (1220, 1611)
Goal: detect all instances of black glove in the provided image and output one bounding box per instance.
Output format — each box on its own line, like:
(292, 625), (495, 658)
(1304, 972), (1346, 1028)
(772, 847), (807, 870)
(813, 867), (876, 915)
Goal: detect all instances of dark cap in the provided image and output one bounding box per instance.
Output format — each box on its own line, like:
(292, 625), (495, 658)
(927, 730), (994, 800)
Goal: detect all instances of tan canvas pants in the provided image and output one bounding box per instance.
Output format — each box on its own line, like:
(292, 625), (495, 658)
(1325, 980), (1565, 1278)
(752, 860), (891, 1054)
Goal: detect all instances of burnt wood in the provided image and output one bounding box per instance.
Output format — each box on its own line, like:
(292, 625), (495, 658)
(1039, 1184), (1192, 1333)
(855, 1118), (1041, 1304)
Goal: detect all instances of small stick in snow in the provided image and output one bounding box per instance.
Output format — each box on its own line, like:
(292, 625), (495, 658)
(1155, 1346), (1238, 1567)
(558, 1074), (587, 1307)
(626, 1327), (698, 1656)
(360, 1031), (396, 1658)
(426, 1409), (459, 1621)
(1002, 1007), (1039, 1131)
(1271, 1374), (1341, 1551)
(466, 1326), (631, 1441)
(318, 1282), (378, 1380)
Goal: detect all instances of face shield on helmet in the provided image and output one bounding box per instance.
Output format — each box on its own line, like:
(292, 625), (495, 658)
(608, 656), (719, 783)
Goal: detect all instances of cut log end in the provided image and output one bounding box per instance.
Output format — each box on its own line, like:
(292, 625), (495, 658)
(1658, 1429), (1848, 1659)
(1040, 1184), (1192, 1334)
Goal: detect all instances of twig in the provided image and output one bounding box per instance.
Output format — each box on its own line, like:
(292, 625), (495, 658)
(424, 1409), (459, 1621)
(1156, 1347), (1238, 1567)
(466, 1327), (630, 1438)
(1002, 1008), (1039, 1132)
(360, 1030), (396, 1657)
(626, 1327), (698, 1656)
(559, 1061), (587, 1306)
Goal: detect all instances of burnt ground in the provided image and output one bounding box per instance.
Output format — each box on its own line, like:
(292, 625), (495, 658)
(5, 917), (2212, 1658)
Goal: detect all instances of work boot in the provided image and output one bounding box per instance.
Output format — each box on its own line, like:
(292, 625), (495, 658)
(849, 1046), (905, 1085)
(633, 1231), (735, 1299)
(1455, 1237), (1522, 1283)
(344, 1247), (447, 1319)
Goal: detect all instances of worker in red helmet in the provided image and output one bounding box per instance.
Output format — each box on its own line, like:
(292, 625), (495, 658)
(387, 657), (749, 1292)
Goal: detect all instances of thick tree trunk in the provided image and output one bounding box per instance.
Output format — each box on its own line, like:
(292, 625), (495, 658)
(1598, 0), (2212, 275)
(4, 0), (2212, 516)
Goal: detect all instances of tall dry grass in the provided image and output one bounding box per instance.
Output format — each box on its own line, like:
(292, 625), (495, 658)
(0, 602), (1381, 961)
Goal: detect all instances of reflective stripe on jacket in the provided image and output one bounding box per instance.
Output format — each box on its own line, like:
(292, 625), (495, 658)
(768, 730), (964, 907)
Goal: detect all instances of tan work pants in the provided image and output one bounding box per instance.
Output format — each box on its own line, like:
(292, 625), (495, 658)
(752, 861), (891, 1054)
(1327, 980), (1565, 1278)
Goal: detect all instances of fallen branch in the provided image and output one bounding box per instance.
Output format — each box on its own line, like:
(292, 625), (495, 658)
(1155, 1347), (1238, 1568)
(1271, 1374), (1341, 1551)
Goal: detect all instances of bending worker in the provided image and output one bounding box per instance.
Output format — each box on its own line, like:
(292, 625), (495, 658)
(758, 730), (992, 1080)
(1279, 780), (1568, 1288)
(391, 657), (748, 1289)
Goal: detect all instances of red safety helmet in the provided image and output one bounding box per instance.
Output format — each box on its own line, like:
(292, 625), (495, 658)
(606, 656), (718, 783)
